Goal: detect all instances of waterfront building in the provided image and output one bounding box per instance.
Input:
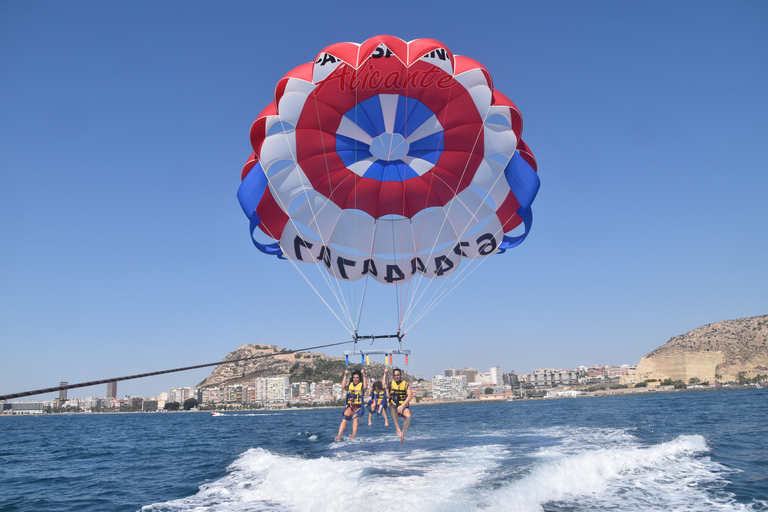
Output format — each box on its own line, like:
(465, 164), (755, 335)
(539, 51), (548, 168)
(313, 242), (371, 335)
(455, 367), (478, 384)
(332, 382), (343, 400)
(319, 380), (334, 401)
(432, 375), (468, 400)
(106, 381), (117, 400)
(490, 366), (504, 387)
(529, 368), (580, 388)
(2, 401), (45, 415)
(169, 387), (192, 403)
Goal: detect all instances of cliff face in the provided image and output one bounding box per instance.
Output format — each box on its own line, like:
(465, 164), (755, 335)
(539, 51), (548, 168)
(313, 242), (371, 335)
(627, 314), (768, 384)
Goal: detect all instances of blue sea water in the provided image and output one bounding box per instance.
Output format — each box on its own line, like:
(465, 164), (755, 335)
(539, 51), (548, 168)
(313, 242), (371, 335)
(1, 389), (766, 512)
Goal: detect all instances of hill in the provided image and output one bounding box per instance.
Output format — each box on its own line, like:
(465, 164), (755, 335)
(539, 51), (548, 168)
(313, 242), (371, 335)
(196, 344), (393, 389)
(626, 314), (768, 384)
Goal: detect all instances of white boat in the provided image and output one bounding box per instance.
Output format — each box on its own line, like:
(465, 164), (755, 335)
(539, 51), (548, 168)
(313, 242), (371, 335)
(211, 411), (224, 416)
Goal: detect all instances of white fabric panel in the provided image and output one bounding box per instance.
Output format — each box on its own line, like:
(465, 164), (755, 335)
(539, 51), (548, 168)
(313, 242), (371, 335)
(418, 51), (453, 76)
(266, 162), (312, 213)
(455, 69), (492, 119)
(403, 114), (442, 143)
(326, 246), (368, 281)
(328, 209), (376, 256)
(347, 158), (376, 177)
(371, 218), (416, 258)
(280, 222), (324, 262)
(404, 156), (436, 175)
(336, 116), (374, 144)
(457, 215), (503, 259)
(263, 115), (294, 137)
(290, 192), (342, 242)
(411, 207), (458, 254)
(313, 54), (347, 83)
(260, 131), (297, 173)
(379, 94), (399, 133)
(277, 79), (314, 124)
(483, 115), (518, 157)
(469, 160), (507, 210)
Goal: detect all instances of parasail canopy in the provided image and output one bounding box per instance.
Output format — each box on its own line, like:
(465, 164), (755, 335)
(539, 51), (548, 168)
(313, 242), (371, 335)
(238, 36), (539, 336)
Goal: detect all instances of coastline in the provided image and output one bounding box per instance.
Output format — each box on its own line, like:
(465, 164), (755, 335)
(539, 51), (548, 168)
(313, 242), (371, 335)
(2, 384), (763, 417)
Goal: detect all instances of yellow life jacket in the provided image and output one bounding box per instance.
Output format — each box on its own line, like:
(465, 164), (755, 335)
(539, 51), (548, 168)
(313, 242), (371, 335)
(346, 381), (363, 406)
(389, 379), (408, 405)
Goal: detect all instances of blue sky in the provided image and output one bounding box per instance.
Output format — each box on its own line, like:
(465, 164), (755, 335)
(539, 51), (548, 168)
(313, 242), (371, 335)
(1, 1), (766, 400)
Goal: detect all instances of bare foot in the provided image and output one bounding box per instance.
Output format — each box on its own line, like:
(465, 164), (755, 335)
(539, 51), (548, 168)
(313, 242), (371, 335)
(334, 436), (341, 442)
(350, 433), (356, 440)
(399, 433), (405, 445)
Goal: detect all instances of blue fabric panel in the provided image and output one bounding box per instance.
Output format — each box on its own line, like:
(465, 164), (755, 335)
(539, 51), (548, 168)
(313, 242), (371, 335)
(408, 132), (444, 162)
(498, 207), (533, 252)
(395, 97), (434, 138)
(344, 96), (384, 137)
(335, 134), (372, 166)
(504, 152), (540, 211)
(237, 161), (268, 222)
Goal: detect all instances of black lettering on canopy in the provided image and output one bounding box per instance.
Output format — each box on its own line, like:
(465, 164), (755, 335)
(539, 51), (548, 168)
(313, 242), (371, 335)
(371, 46), (393, 59)
(385, 264), (405, 283)
(425, 49), (447, 60)
(362, 259), (378, 277)
(317, 246), (332, 268)
(434, 255), (455, 276)
(453, 241), (469, 257)
(317, 53), (338, 66)
(411, 257), (427, 275)
(337, 257), (356, 279)
(294, 236), (313, 261)
(476, 233), (498, 256)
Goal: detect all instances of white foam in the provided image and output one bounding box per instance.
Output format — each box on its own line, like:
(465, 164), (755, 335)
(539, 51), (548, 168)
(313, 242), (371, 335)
(142, 431), (756, 512)
(487, 434), (753, 512)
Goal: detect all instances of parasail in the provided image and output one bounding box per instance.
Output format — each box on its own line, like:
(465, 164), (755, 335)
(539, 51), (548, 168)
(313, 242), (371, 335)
(238, 36), (539, 336)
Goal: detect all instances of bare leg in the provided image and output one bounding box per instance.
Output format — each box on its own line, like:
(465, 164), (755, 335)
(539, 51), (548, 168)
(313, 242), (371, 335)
(390, 407), (402, 439)
(351, 415), (359, 439)
(384, 409), (389, 426)
(400, 410), (411, 445)
(335, 409), (351, 441)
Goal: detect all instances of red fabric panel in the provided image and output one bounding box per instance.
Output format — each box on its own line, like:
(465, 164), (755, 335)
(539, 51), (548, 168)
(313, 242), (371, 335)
(255, 188), (289, 240)
(496, 191), (523, 232)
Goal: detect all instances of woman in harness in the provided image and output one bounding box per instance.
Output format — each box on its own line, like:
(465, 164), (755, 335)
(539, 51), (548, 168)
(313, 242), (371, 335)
(335, 367), (367, 441)
(385, 367), (413, 445)
(367, 378), (389, 426)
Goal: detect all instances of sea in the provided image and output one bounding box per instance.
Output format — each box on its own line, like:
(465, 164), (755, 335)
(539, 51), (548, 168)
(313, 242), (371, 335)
(1, 388), (766, 512)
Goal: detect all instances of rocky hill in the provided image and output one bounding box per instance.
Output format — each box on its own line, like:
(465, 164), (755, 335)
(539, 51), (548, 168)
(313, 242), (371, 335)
(197, 344), (394, 389)
(626, 314), (768, 384)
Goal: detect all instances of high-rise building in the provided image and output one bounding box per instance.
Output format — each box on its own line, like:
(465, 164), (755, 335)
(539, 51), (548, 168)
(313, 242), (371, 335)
(58, 381), (68, 401)
(490, 366), (504, 387)
(106, 381), (117, 399)
(444, 368), (455, 377)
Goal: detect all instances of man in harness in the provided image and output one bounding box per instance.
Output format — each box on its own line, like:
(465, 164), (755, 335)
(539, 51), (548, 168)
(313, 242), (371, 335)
(384, 367), (413, 445)
(335, 367), (367, 441)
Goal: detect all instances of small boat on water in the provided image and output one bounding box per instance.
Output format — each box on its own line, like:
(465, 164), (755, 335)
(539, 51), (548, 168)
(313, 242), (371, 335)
(211, 411), (224, 416)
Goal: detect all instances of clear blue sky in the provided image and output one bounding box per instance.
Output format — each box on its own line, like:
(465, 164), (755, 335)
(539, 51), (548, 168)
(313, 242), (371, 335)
(1, 1), (766, 400)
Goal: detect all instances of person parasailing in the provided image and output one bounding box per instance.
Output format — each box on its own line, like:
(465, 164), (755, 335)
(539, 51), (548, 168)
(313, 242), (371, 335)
(335, 367), (367, 441)
(367, 376), (389, 427)
(384, 366), (413, 445)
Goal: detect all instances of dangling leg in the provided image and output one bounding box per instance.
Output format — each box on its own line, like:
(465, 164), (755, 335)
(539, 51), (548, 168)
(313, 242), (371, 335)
(335, 409), (352, 441)
(400, 408), (411, 445)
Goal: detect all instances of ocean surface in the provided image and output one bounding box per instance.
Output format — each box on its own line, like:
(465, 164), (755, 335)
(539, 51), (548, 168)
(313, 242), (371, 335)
(1, 388), (766, 512)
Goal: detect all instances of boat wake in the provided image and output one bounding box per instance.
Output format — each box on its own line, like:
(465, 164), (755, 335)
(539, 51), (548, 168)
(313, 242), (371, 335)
(142, 429), (759, 512)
